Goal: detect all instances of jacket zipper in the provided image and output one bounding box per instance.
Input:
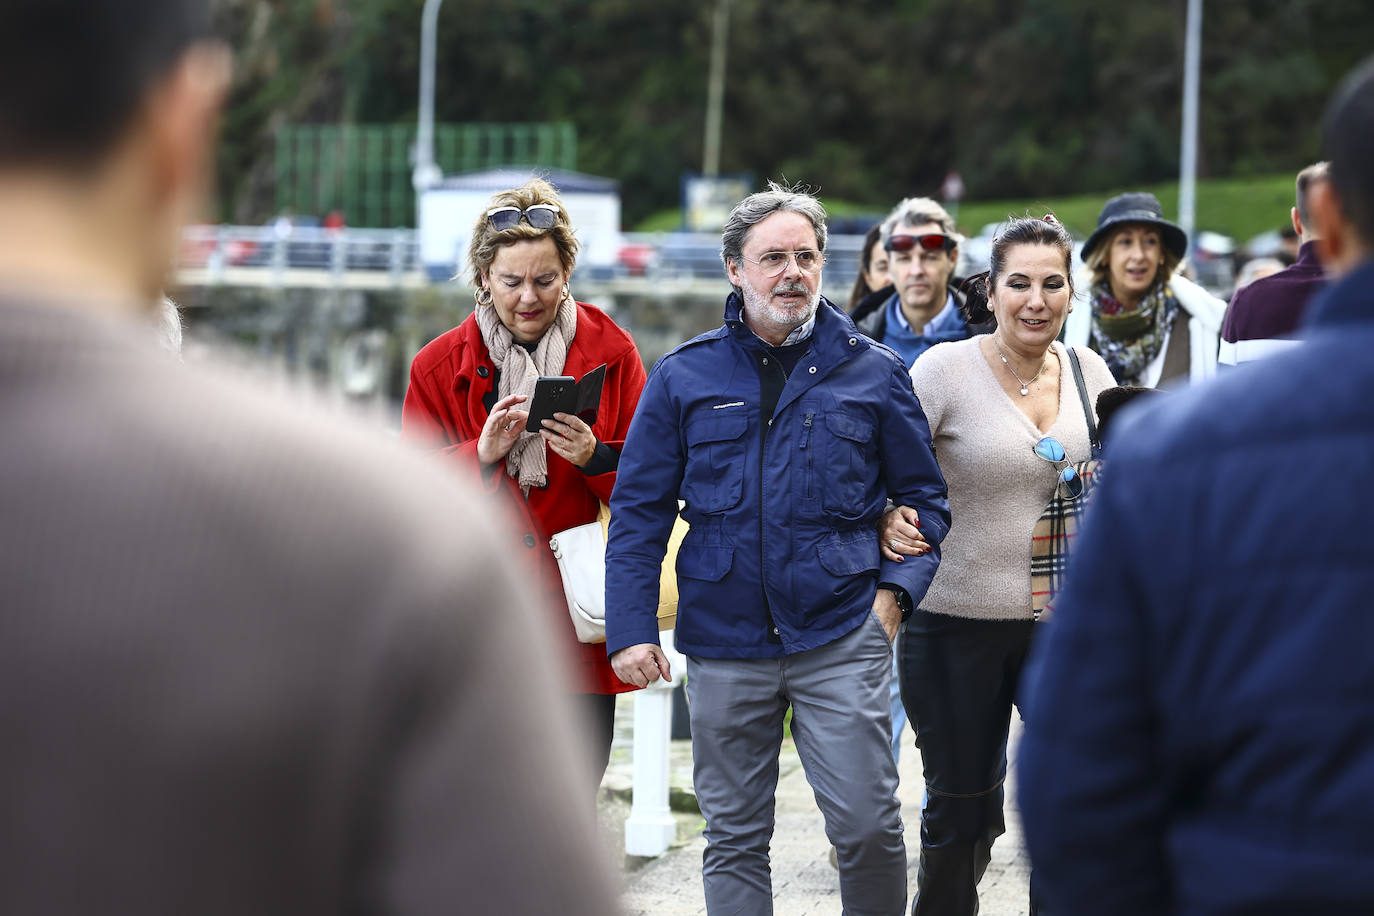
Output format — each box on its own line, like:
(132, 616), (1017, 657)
(759, 354), (790, 645)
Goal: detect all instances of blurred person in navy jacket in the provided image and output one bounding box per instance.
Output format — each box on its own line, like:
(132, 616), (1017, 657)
(1018, 57), (1374, 915)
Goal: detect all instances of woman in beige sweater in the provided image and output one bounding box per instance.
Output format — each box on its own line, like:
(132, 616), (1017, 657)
(898, 216), (1115, 915)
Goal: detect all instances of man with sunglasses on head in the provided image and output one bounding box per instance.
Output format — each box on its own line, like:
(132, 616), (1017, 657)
(853, 197), (986, 370)
(606, 181), (950, 915)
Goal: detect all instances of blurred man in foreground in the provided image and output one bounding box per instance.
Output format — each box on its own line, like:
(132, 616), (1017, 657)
(0, 2), (620, 913)
(1019, 57), (1374, 915)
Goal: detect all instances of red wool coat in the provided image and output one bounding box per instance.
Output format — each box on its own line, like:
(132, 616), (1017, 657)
(401, 302), (647, 694)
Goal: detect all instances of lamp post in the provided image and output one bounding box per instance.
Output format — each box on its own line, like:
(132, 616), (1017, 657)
(702, 0), (732, 177)
(1178, 0), (1202, 254)
(413, 0), (444, 195)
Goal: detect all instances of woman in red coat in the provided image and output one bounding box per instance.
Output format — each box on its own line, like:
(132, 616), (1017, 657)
(401, 179), (646, 785)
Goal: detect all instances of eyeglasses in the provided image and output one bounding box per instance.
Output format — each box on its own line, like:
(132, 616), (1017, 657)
(885, 233), (956, 253)
(739, 249), (826, 277)
(1033, 436), (1084, 500)
(486, 204), (560, 231)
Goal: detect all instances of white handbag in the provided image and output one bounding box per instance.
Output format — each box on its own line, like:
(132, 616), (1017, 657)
(548, 502), (688, 644)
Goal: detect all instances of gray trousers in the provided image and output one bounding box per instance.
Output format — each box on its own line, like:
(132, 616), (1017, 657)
(686, 611), (907, 915)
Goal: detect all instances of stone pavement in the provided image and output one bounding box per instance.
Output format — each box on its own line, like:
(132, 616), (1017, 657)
(600, 695), (1032, 916)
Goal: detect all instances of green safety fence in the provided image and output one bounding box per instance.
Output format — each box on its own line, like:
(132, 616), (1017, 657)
(274, 122), (577, 228)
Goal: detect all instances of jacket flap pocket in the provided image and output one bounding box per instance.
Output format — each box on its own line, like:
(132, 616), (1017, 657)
(686, 411), (748, 446)
(824, 412), (873, 443)
(816, 529), (880, 577)
(676, 544), (734, 582)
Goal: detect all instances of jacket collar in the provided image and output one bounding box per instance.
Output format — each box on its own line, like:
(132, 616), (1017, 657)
(1304, 258), (1374, 332)
(724, 291), (869, 360)
(1293, 241), (1323, 273)
(850, 283), (895, 323)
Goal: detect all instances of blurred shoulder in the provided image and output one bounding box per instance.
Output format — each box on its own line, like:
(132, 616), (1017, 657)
(1108, 337), (1339, 474)
(165, 357), (490, 553)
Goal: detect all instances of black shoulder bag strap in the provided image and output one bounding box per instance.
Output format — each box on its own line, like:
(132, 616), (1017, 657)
(1065, 346), (1101, 459)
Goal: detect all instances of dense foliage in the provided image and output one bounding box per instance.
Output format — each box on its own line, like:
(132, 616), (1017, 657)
(212, 0), (1374, 226)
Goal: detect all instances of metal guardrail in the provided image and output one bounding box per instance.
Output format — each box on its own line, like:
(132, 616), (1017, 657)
(179, 225), (421, 287)
(176, 225), (868, 294)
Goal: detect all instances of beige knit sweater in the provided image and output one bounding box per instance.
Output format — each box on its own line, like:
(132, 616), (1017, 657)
(910, 338), (1116, 620)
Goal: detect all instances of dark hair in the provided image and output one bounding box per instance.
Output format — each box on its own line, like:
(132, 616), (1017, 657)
(958, 215), (1075, 326)
(1096, 386), (1161, 445)
(0, 0), (212, 170)
(1322, 55), (1374, 246)
(847, 224), (885, 310)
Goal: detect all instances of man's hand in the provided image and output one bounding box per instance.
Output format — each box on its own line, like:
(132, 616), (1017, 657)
(879, 504), (930, 563)
(872, 588), (901, 643)
(610, 643), (673, 688)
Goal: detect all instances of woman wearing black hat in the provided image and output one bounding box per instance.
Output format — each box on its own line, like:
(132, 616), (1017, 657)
(1064, 192), (1226, 387)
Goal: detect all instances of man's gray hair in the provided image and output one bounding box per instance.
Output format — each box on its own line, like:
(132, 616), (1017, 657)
(880, 196), (960, 248)
(720, 181), (829, 275)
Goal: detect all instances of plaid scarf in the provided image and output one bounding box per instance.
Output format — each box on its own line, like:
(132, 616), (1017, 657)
(1089, 280), (1179, 386)
(1030, 460), (1101, 620)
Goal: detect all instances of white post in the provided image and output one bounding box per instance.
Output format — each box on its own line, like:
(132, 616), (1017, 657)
(624, 631), (687, 857)
(1178, 0), (1202, 253)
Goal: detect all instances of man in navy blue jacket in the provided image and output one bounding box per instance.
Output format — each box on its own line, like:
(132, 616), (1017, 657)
(1018, 57), (1374, 915)
(606, 183), (949, 915)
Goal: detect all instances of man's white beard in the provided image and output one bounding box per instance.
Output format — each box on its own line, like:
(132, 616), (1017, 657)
(740, 279), (819, 336)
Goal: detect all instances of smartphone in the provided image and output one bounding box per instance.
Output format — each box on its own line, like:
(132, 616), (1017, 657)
(525, 376), (576, 428)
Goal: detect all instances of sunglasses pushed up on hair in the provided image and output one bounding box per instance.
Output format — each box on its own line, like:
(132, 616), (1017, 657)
(485, 204), (560, 231)
(884, 233), (956, 253)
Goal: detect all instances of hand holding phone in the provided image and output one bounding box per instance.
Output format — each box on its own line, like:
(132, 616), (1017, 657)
(525, 364), (606, 428)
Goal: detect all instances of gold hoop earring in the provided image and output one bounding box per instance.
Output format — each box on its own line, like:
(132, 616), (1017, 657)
(474, 287), (493, 306)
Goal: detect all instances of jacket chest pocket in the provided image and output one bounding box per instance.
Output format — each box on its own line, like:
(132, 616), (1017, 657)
(820, 412), (874, 519)
(683, 411), (749, 514)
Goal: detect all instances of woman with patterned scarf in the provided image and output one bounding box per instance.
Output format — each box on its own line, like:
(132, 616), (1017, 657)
(401, 179), (648, 788)
(1063, 192), (1226, 387)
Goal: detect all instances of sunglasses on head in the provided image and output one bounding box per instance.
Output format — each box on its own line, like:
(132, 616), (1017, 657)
(1033, 436), (1084, 500)
(885, 233), (956, 253)
(486, 204), (559, 231)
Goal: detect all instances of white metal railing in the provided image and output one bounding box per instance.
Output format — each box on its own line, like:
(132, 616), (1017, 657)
(177, 225), (869, 293)
(179, 224), (420, 286)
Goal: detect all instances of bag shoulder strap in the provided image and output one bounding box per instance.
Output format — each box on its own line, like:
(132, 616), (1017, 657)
(1065, 345), (1101, 458)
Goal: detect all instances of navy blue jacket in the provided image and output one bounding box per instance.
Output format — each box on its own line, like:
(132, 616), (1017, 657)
(605, 295), (949, 659)
(1018, 258), (1374, 915)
